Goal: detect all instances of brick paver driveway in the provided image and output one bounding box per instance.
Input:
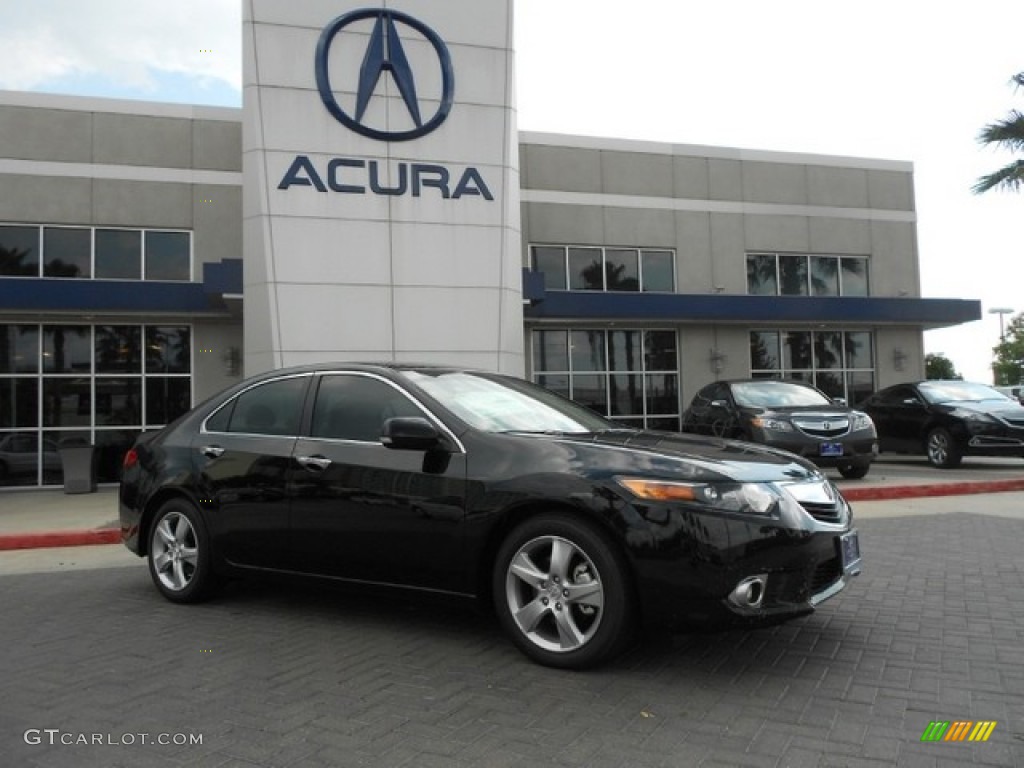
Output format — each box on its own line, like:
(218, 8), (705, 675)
(2, 510), (1022, 767)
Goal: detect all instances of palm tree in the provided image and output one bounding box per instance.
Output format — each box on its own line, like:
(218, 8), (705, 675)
(973, 72), (1024, 194)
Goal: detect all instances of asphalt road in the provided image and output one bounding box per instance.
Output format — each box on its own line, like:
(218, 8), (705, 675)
(1, 492), (1022, 767)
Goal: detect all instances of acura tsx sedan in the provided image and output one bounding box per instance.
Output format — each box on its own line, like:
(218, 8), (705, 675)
(120, 364), (861, 668)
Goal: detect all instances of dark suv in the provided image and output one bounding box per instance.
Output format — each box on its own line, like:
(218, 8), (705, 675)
(682, 379), (878, 479)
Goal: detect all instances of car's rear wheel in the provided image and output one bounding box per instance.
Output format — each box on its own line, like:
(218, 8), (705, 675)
(148, 499), (215, 603)
(837, 461), (870, 479)
(926, 427), (962, 469)
(493, 515), (632, 669)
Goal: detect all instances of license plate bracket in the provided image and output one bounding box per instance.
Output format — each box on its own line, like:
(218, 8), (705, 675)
(839, 530), (862, 576)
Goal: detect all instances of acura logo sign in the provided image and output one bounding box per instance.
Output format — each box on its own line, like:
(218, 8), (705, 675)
(315, 8), (455, 141)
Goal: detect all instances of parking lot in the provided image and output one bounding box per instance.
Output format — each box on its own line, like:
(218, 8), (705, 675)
(1, 464), (1023, 767)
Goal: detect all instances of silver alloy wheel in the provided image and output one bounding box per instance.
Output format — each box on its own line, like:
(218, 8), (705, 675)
(151, 511), (199, 592)
(927, 430), (950, 466)
(504, 535), (605, 653)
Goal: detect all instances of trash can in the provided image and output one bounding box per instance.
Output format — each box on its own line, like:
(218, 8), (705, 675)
(59, 438), (97, 494)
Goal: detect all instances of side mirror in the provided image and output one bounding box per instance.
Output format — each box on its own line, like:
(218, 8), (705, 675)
(381, 417), (442, 451)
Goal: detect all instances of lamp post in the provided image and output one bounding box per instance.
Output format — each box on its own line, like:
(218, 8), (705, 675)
(989, 307), (1014, 340)
(989, 307), (1015, 386)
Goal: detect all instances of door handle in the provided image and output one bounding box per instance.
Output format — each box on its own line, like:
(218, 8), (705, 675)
(296, 455), (332, 472)
(200, 445), (225, 459)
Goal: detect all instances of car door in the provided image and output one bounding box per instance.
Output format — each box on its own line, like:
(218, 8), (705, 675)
(287, 372), (469, 593)
(871, 385), (925, 452)
(194, 374), (311, 569)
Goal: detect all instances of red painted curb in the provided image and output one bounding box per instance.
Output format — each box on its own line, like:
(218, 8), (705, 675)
(842, 478), (1024, 502)
(0, 528), (121, 551)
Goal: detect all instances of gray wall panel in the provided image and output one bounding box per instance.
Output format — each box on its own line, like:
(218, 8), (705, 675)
(601, 151), (673, 197)
(193, 119), (242, 172)
(742, 162), (807, 205)
(92, 114), (193, 169)
(193, 184), (241, 265)
(92, 179), (192, 228)
(806, 165), (869, 208)
(0, 106), (93, 163)
(0, 173), (92, 223)
(521, 145), (601, 193)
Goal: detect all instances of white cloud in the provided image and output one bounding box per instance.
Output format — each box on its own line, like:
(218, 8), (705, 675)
(0, 0), (241, 92)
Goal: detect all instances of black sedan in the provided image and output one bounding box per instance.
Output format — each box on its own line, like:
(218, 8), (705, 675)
(681, 379), (878, 479)
(120, 364), (861, 669)
(859, 380), (1024, 468)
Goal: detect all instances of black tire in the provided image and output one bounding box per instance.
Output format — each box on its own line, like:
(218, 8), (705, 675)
(147, 499), (216, 603)
(837, 462), (870, 479)
(492, 514), (633, 669)
(926, 427), (962, 469)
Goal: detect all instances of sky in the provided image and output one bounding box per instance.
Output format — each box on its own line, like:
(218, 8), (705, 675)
(1, 0), (1020, 381)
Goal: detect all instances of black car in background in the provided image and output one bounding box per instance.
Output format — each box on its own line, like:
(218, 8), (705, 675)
(859, 380), (1024, 468)
(681, 379), (878, 479)
(120, 364), (861, 669)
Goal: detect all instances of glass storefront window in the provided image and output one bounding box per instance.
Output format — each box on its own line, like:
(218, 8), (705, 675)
(0, 323), (192, 486)
(751, 329), (876, 404)
(568, 247), (603, 290)
(746, 254), (778, 295)
(43, 227), (91, 278)
(810, 256), (840, 296)
(144, 231), (190, 281)
(0, 379), (38, 428)
(0, 225), (40, 276)
(533, 328), (680, 430)
(43, 326), (91, 373)
(779, 254), (808, 295)
(0, 325), (39, 374)
(146, 326), (190, 373)
(145, 377), (191, 425)
(604, 249), (639, 291)
(95, 229), (141, 279)
(96, 326), (141, 373)
(532, 330), (568, 372)
(533, 244), (676, 293)
(532, 246), (567, 290)
(641, 250), (674, 292)
(841, 258), (869, 296)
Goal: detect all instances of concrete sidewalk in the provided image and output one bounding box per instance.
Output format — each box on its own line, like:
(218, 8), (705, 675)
(0, 456), (1022, 550)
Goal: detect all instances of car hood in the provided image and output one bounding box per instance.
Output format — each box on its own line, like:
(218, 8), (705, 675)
(535, 429), (823, 484)
(936, 401), (1024, 420)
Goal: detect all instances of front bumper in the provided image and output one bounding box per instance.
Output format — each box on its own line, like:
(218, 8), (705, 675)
(625, 483), (861, 628)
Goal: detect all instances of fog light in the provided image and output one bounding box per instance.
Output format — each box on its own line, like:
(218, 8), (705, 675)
(728, 574), (768, 610)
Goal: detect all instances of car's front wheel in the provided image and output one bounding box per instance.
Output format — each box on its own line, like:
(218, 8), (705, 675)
(147, 499), (216, 603)
(926, 427), (962, 469)
(493, 515), (633, 669)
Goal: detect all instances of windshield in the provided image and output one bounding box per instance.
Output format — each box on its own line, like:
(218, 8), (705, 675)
(918, 381), (1012, 404)
(399, 370), (616, 433)
(731, 380), (832, 408)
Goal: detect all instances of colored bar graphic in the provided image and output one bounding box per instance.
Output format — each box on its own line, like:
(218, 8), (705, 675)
(920, 720), (997, 742)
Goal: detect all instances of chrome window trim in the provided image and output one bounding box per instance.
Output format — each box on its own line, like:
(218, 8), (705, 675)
(199, 372), (314, 437)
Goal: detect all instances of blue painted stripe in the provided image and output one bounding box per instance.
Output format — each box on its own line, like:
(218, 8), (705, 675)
(523, 290), (980, 327)
(0, 277), (226, 313)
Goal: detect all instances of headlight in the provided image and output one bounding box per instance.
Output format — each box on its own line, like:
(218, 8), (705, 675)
(750, 416), (793, 432)
(615, 477), (781, 516)
(950, 409), (997, 424)
(851, 412), (873, 431)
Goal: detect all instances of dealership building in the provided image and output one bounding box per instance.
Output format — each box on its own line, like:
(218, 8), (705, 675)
(0, 2), (979, 487)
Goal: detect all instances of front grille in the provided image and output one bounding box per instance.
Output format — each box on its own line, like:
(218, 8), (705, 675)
(810, 556), (842, 593)
(794, 417), (851, 436)
(1001, 417), (1024, 429)
(800, 500), (843, 524)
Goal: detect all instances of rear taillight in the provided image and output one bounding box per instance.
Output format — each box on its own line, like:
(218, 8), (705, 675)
(123, 448), (139, 469)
